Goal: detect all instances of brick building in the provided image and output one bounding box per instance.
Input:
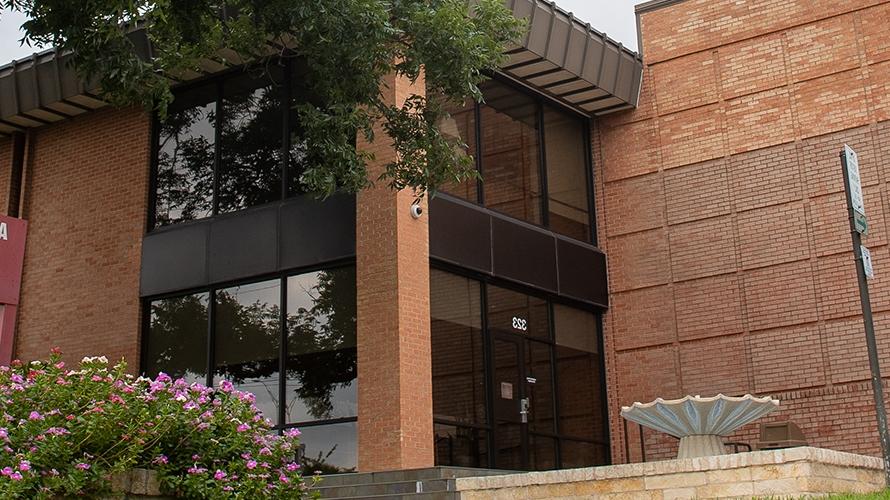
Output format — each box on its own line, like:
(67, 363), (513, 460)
(0, 0), (888, 473)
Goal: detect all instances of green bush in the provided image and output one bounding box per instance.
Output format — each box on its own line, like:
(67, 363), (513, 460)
(0, 349), (318, 498)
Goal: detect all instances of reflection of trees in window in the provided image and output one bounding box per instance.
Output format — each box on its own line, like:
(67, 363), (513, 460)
(218, 79), (284, 214)
(155, 100), (215, 226)
(143, 268), (356, 426)
(146, 293), (209, 384)
(287, 268), (357, 422)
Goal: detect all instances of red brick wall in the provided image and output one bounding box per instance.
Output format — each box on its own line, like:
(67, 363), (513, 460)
(598, 0), (890, 462)
(0, 137), (11, 215)
(15, 107), (150, 369)
(356, 72), (434, 471)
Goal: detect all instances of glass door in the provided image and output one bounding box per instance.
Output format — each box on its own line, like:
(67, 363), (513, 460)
(492, 333), (526, 469)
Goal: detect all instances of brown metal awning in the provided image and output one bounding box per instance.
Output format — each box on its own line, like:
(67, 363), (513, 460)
(0, 0), (643, 136)
(498, 0), (643, 116)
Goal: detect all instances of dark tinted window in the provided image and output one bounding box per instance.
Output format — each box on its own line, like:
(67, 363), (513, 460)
(299, 422), (357, 473)
(286, 268), (357, 423)
(434, 423), (489, 468)
(142, 265), (357, 436)
(486, 284), (549, 341)
(218, 72), (284, 213)
(430, 269), (486, 425)
(479, 80), (542, 224)
(214, 280), (282, 423)
(544, 108), (590, 241)
(154, 87), (215, 226)
(145, 292), (209, 384)
(437, 98), (478, 201)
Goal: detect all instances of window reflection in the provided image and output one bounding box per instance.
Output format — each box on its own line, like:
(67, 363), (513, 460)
(298, 422), (357, 474)
(479, 80), (542, 224)
(286, 268), (357, 423)
(556, 345), (604, 442)
(214, 280), (282, 423)
(218, 72), (284, 213)
(430, 270), (486, 425)
(544, 109), (590, 241)
(437, 97), (478, 201)
(145, 293), (209, 384)
(486, 284), (549, 340)
(434, 424), (489, 468)
(154, 87), (215, 226)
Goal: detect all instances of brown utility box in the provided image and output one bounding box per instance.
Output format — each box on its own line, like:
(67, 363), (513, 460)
(756, 422), (808, 450)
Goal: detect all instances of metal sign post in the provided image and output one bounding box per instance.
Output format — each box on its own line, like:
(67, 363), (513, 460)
(841, 145), (890, 486)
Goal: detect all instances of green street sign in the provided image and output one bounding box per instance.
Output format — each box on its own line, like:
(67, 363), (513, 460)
(855, 210), (868, 235)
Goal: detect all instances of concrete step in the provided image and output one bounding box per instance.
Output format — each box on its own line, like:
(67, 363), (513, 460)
(324, 492), (458, 500)
(315, 478), (452, 498)
(317, 466), (509, 488)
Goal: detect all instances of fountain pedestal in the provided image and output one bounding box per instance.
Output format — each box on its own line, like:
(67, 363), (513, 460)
(621, 394), (779, 459)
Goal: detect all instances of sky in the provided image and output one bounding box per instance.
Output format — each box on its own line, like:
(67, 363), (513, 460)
(0, 1), (640, 66)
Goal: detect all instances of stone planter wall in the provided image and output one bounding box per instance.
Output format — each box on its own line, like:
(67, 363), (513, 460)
(453, 447), (885, 499)
(106, 469), (172, 499)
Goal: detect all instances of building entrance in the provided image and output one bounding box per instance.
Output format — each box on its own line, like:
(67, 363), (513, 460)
(431, 268), (609, 471)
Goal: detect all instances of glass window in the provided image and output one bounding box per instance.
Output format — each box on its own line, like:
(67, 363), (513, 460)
(556, 345), (605, 441)
(214, 280), (282, 423)
(544, 108), (590, 241)
(529, 434), (558, 471)
(430, 269), (486, 425)
(560, 440), (607, 468)
(218, 72), (285, 213)
(286, 268), (357, 423)
(145, 292), (209, 384)
(479, 80), (542, 224)
(434, 424), (489, 468)
(486, 284), (549, 340)
(154, 86), (216, 226)
(298, 422), (357, 474)
(553, 304), (599, 354)
(437, 97), (478, 201)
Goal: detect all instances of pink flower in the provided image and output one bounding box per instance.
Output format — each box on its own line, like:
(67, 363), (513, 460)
(246, 460), (257, 470)
(237, 423), (250, 433)
(10, 375), (23, 384)
(152, 455), (169, 465)
(279, 474), (290, 483)
(156, 373), (172, 384)
(219, 380), (234, 393)
(75, 463), (90, 470)
(28, 411), (43, 421)
(0, 467), (11, 476)
(187, 466), (207, 475)
(183, 401), (198, 411)
(214, 470), (227, 480)
(18, 461), (30, 472)
(283, 428), (301, 438)
(285, 462), (300, 472)
(9, 472), (21, 481)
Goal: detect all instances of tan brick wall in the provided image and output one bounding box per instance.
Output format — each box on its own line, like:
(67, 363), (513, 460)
(14, 107), (150, 369)
(0, 137), (11, 215)
(355, 72), (434, 471)
(599, 0), (890, 462)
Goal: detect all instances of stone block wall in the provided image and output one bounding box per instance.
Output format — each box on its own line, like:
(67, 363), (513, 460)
(453, 447), (884, 499)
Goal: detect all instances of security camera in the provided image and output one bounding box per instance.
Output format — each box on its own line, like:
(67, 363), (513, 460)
(410, 203), (423, 219)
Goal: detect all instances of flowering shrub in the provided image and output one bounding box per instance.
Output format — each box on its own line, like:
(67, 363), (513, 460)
(0, 350), (318, 499)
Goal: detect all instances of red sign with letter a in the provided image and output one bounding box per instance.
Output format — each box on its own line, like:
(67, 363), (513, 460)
(0, 215), (28, 365)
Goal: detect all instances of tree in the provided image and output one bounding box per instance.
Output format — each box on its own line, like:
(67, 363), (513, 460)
(3, 0), (523, 197)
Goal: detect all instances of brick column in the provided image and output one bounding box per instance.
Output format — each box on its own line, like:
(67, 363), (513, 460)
(355, 72), (433, 471)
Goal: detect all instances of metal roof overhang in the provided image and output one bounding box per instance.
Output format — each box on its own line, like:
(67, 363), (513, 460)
(0, 2), (643, 137)
(499, 0), (643, 116)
